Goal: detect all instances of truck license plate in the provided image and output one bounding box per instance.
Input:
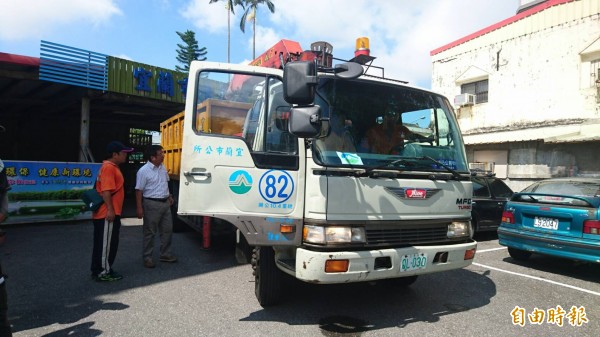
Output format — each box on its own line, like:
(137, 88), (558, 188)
(533, 216), (558, 230)
(400, 253), (428, 272)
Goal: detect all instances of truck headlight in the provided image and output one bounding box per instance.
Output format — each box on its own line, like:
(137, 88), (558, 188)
(447, 222), (470, 238)
(303, 225), (366, 244)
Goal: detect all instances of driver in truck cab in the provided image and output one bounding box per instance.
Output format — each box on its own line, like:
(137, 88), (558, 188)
(363, 104), (413, 155)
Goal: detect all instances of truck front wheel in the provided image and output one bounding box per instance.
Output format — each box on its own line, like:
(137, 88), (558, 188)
(252, 246), (283, 307)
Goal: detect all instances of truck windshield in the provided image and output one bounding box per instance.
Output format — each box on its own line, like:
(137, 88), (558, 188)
(312, 77), (469, 173)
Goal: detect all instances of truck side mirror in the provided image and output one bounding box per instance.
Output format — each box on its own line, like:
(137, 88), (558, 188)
(283, 61), (317, 105)
(289, 105), (321, 138)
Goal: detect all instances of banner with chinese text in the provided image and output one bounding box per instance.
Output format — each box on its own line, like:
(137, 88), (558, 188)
(2, 161), (101, 225)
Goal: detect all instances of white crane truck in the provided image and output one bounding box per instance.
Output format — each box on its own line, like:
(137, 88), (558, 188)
(161, 42), (477, 306)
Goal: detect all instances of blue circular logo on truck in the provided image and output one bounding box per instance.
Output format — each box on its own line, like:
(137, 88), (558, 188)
(229, 170), (253, 194)
(259, 170), (294, 204)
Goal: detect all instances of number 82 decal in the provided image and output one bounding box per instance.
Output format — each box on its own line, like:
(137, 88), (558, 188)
(259, 170), (294, 204)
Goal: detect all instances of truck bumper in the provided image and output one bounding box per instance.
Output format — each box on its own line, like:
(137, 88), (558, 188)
(294, 241), (477, 284)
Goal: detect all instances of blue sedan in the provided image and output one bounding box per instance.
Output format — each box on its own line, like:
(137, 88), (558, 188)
(498, 178), (600, 264)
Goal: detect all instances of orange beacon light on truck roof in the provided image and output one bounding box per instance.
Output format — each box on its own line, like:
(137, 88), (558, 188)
(355, 37), (370, 58)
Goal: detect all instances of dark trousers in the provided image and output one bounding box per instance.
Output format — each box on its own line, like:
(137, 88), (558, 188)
(90, 217), (121, 276)
(0, 278), (11, 337)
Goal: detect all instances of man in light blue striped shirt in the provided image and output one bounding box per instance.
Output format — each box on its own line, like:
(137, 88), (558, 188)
(135, 145), (177, 268)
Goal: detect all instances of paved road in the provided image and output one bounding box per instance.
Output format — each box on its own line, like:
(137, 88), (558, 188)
(1, 221), (598, 336)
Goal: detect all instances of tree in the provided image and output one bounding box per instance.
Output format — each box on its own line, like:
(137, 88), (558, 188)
(209, 0), (245, 63)
(208, 0), (275, 60)
(240, 0), (275, 59)
(175, 30), (207, 72)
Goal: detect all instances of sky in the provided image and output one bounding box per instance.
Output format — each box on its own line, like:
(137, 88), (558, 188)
(0, 0), (520, 89)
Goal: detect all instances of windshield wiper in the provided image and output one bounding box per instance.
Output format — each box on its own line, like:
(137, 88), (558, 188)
(364, 158), (415, 174)
(363, 156), (466, 180)
(418, 156), (464, 180)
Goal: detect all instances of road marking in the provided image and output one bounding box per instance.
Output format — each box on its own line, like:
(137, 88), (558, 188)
(473, 263), (600, 297)
(477, 247), (507, 253)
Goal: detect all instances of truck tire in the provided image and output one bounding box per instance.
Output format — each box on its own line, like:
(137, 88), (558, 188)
(252, 246), (283, 307)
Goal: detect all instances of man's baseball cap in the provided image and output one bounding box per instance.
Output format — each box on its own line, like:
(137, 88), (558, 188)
(107, 141), (134, 154)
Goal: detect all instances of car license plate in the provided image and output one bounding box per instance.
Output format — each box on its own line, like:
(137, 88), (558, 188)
(400, 253), (428, 272)
(533, 216), (558, 230)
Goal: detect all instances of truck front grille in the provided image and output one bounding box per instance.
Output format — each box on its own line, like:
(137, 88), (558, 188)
(365, 223), (449, 247)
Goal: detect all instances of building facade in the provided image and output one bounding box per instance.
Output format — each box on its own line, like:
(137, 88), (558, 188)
(431, 0), (600, 191)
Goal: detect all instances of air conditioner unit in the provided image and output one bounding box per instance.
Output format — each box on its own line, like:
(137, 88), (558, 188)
(469, 162), (494, 173)
(454, 93), (476, 106)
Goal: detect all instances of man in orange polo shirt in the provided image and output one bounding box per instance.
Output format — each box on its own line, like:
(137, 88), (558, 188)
(90, 141), (133, 282)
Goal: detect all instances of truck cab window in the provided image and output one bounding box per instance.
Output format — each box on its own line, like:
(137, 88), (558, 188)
(265, 89), (296, 153)
(194, 70), (298, 157)
(312, 78), (468, 173)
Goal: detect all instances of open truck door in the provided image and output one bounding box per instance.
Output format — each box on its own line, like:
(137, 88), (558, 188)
(177, 62), (306, 248)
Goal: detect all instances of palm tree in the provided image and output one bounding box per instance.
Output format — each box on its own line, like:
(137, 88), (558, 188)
(240, 0), (275, 59)
(209, 0), (244, 63)
(175, 30), (207, 72)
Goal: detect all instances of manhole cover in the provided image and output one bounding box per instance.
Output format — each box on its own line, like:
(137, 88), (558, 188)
(318, 316), (374, 336)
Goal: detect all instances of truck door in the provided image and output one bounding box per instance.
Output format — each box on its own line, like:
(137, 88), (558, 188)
(178, 62), (305, 247)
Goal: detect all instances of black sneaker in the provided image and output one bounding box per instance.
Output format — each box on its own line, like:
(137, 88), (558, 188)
(144, 259), (155, 268)
(95, 273), (123, 282)
(109, 270), (123, 279)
